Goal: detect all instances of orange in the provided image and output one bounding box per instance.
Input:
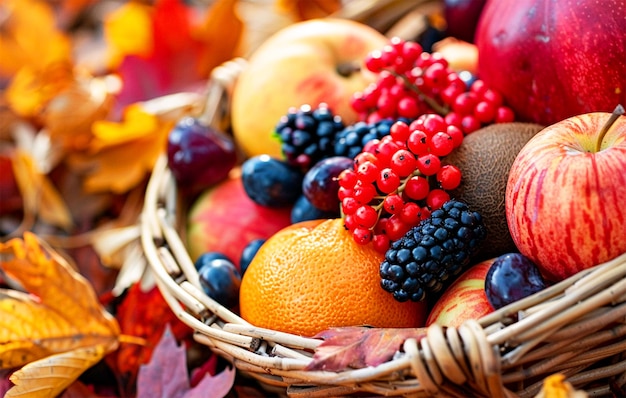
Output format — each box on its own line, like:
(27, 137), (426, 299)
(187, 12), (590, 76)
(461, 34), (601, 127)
(239, 218), (427, 337)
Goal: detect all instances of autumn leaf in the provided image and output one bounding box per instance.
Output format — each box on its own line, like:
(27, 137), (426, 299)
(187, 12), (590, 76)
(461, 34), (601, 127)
(6, 344), (114, 398)
(67, 95), (197, 194)
(0, 0), (72, 79)
(11, 149), (73, 231)
(275, 0), (341, 21)
(0, 232), (121, 396)
(103, 1), (154, 70)
(136, 325), (236, 398)
(106, 283), (193, 391)
(306, 326), (427, 371)
(193, 0), (244, 78)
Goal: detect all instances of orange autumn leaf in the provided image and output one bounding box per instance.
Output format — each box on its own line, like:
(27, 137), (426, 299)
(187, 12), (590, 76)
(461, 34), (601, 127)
(0, 233), (120, 363)
(11, 149), (73, 231)
(275, 0), (341, 20)
(68, 94), (198, 194)
(193, 0), (244, 77)
(0, 0), (72, 78)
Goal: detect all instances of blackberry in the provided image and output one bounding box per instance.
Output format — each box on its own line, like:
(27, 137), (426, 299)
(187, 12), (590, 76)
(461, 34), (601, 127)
(275, 104), (344, 170)
(380, 199), (486, 302)
(333, 118), (411, 159)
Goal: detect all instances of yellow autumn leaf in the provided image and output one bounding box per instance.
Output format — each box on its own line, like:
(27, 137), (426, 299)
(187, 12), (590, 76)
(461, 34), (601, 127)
(6, 344), (114, 398)
(103, 1), (154, 69)
(0, 232), (120, 369)
(68, 94), (198, 194)
(193, 0), (244, 77)
(11, 149), (73, 231)
(0, 0), (72, 78)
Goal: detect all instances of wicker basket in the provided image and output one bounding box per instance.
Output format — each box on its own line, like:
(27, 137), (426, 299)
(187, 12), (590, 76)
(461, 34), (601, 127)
(140, 152), (626, 397)
(139, 13), (626, 395)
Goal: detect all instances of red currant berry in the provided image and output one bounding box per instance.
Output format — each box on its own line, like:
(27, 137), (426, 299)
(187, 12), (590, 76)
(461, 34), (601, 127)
(440, 84), (465, 105)
(353, 181), (377, 204)
(355, 205), (378, 229)
(401, 41), (422, 63)
(470, 79), (488, 97)
(446, 125), (464, 148)
(429, 132), (455, 157)
(354, 152), (378, 167)
(390, 149), (417, 177)
(453, 92), (478, 116)
(474, 100), (497, 123)
(399, 202), (421, 225)
(352, 227), (373, 245)
(390, 121), (410, 142)
(377, 168), (401, 194)
(404, 175), (430, 200)
(338, 169), (358, 189)
(461, 115), (481, 134)
(426, 189), (450, 209)
(376, 94), (398, 118)
(372, 233), (391, 253)
(417, 153), (441, 176)
(385, 215), (411, 241)
(422, 62), (449, 90)
(495, 106), (515, 123)
(482, 88), (503, 107)
(344, 214), (358, 230)
(437, 164), (462, 190)
(420, 206), (431, 221)
(364, 50), (384, 73)
(338, 187), (353, 201)
(411, 114), (446, 136)
(444, 112), (463, 128)
(341, 196), (360, 215)
(397, 96), (420, 119)
(383, 194), (404, 214)
(407, 130), (429, 156)
(357, 161), (379, 184)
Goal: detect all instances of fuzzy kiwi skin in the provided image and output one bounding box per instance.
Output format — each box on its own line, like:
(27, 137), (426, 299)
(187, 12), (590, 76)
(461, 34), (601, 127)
(443, 122), (544, 261)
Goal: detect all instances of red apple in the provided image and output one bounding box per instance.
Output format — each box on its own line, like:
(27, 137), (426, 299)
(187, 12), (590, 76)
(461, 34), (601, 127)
(186, 169), (293, 270)
(506, 108), (626, 282)
(425, 259), (495, 328)
(443, 0), (487, 43)
(475, 0), (626, 126)
(231, 18), (388, 159)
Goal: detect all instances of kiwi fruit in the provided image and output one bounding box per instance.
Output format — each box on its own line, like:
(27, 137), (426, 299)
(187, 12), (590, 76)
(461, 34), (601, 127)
(443, 122), (544, 261)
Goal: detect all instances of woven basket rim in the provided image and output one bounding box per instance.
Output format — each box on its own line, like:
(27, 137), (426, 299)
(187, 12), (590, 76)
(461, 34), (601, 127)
(141, 153), (626, 398)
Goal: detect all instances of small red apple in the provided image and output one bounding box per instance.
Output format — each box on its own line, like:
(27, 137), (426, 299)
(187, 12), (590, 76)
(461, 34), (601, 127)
(186, 169), (293, 270)
(475, 0), (626, 126)
(425, 259), (495, 328)
(506, 107), (626, 281)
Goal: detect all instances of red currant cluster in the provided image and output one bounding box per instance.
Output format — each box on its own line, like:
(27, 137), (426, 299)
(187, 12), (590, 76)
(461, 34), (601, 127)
(350, 37), (515, 133)
(338, 115), (464, 253)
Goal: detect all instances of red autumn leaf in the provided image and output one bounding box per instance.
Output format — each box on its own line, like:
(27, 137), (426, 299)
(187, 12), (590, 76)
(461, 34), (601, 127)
(136, 325), (236, 398)
(307, 326), (428, 371)
(106, 283), (192, 390)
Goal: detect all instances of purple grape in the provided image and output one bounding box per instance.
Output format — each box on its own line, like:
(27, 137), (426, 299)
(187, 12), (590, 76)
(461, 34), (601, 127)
(485, 253), (547, 310)
(197, 256), (241, 310)
(167, 117), (237, 193)
(302, 156), (353, 212)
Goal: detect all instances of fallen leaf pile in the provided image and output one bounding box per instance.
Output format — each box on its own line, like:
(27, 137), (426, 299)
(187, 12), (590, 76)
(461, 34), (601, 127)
(0, 0), (344, 395)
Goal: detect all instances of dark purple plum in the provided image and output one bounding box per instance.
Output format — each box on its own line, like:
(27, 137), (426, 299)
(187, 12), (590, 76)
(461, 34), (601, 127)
(485, 252), (547, 310)
(167, 117), (237, 193)
(302, 156), (353, 212)
(241, 155), (303, 207)
(197, 256), (241, 311)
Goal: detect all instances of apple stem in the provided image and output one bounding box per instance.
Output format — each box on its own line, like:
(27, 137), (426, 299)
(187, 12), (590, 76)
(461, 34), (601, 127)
(595, 104), (625, 152)
(336, 62), (361, 78)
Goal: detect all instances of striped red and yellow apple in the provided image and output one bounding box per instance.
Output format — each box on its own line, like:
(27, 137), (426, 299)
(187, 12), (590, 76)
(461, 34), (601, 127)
(506, 108), (626, 281)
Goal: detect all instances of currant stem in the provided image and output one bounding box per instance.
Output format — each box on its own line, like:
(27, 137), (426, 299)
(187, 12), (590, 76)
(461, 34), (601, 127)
(388, 70), (450, 116)
(595, 104), (625, 152)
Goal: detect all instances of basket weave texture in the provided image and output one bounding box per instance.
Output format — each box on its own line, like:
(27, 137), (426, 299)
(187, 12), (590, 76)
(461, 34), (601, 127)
(141, 152), (626, 398)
